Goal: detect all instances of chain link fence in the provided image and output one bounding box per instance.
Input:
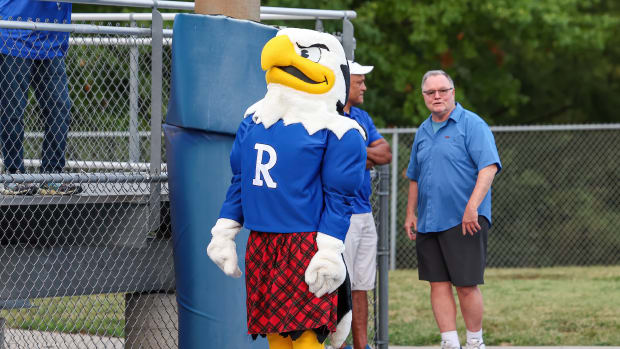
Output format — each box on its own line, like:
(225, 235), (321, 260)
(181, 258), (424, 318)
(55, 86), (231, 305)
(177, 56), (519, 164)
(382, 125), (620, 269)
(0, 16), (176, 349)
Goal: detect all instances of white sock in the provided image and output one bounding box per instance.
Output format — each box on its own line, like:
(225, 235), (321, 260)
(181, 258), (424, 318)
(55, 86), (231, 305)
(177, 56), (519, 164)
(466, 329), (483, 343)
(441, 330), (460, 346)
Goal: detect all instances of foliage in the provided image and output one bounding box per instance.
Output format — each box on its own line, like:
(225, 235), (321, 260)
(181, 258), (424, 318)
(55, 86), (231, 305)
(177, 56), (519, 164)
(71, 0), (620, 127)
(265, 0), (620, 127)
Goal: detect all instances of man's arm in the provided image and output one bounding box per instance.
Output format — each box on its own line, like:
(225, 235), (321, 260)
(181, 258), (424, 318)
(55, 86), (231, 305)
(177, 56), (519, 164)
(403, 180), (418, 241)
(366, 138), (392, 169)
(462, 164), (498, 235)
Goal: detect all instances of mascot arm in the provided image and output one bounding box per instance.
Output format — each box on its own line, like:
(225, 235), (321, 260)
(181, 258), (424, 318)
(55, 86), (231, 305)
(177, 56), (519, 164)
(318, 129), (366, 241)
(207, 118), (253, 278)
(305, 130), (366, 297)
(218, 117), (252, 224)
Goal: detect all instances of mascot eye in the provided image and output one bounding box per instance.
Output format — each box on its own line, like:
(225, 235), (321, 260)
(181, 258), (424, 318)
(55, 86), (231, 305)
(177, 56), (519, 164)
(299, 46), (322, 63)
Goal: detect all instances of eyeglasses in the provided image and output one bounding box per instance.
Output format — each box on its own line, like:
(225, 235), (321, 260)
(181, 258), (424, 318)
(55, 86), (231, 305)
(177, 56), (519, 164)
(422, 88), (453, 97)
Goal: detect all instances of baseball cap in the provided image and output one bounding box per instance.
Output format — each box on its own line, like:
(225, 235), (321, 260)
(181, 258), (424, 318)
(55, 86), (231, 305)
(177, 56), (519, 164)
(348, 60), (374, 75)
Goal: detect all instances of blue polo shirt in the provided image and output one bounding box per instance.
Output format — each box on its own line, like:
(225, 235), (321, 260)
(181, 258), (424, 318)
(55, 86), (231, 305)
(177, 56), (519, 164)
(344, 106), (383, 214)
(219, 115), (366, 242)
(406, 103), (501, 233)
(0, 1), (72, 59)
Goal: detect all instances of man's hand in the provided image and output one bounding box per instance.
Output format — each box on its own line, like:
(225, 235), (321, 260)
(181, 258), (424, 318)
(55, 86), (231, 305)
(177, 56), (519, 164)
(366, 159), (376, 169)
(404, 214), (418, 241)
(462, 205), (481, 235)
(462, 164), (497, 235)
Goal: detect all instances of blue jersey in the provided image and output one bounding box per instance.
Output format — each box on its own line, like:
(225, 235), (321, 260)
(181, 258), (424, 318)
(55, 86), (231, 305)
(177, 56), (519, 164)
(0, 0), (72, 59)
(219, 116), (367, 242)
(406, 103), (502, 233)
(344, 107), (383, 214)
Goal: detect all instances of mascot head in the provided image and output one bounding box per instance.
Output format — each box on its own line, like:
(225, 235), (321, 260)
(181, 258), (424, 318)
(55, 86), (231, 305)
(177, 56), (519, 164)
(261, 28), (350, 114)
(245, 28), (363, 139)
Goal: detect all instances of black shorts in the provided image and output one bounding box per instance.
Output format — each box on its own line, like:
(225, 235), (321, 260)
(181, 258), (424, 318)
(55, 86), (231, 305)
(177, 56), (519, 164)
(416, 216), (489, 287)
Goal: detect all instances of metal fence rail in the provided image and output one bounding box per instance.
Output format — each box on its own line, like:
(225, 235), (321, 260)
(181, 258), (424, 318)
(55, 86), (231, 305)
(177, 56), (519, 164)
(380, 125), (620, 269)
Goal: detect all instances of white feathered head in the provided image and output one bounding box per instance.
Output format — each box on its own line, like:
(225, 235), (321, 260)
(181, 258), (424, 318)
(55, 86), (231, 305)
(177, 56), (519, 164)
(245, 28), (364, 139)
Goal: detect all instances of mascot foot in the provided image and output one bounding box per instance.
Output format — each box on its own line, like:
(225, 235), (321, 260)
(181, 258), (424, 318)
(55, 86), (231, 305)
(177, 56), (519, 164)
(292, 330), (324, 349)
(267, 333), (293, 349)
(267, 330), (324, 349)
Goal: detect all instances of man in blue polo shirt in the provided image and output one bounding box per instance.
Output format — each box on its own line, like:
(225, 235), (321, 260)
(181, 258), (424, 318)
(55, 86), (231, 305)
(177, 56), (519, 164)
(341, 60), (392, 349)
(0, 0), (81, 195)
(404, 70), (501, 349)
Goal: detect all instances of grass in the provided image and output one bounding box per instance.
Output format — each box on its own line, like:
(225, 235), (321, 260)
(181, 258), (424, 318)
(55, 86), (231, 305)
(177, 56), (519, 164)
(1, 266), (619, 345)
(1, 294), (125, 338)
(388, 265), (620, 346)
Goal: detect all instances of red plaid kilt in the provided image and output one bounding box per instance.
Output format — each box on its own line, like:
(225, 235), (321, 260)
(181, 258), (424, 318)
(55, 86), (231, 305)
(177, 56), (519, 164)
(245, 231), (338, 336)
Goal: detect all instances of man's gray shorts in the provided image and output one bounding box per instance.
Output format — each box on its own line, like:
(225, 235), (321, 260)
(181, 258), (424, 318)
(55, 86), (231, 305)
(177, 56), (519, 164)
(344, 212), (377, 291)
(416, 216), (489, 287)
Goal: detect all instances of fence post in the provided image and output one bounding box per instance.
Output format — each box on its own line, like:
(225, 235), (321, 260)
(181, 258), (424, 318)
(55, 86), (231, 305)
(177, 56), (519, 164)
(389, 132), (398, 270)
(341, 16), (354, 60)
(149, 6), (163, 232)
(314, 18), (324, 32)
(124, 6), (175, 348)
(129, 17), (140, 163)
(376, 164), (390, 349)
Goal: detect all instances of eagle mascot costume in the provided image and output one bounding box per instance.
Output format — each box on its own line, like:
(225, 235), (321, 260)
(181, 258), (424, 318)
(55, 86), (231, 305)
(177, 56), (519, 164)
(207, 28), (366, 349)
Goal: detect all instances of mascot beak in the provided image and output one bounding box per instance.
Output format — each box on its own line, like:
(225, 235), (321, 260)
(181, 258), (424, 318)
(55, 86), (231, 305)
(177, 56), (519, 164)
(261, 35), (335, 94)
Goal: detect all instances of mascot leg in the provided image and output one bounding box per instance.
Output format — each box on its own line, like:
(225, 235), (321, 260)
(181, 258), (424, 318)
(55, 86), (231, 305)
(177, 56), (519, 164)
(291, 330), (324, 349)
(267, 333), (293, 349)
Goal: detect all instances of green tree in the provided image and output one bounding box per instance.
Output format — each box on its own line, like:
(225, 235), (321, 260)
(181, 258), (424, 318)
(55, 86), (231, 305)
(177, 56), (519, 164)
(74, 0), (620, 126)
(266, 0), (620, 126)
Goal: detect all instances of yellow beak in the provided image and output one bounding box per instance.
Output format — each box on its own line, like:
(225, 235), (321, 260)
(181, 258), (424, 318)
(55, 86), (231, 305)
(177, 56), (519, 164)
(261, 35), (335, 94)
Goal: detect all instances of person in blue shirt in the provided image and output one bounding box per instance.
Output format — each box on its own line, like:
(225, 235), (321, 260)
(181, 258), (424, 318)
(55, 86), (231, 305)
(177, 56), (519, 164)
(0, 0), (81, 195)
(340, 61), (391, 349)
(404, 70), (501, 349)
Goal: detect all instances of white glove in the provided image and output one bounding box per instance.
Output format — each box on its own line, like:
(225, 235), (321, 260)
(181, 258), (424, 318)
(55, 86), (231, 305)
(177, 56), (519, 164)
(206, 218), (242, 278)
(304, 232), (346, 298)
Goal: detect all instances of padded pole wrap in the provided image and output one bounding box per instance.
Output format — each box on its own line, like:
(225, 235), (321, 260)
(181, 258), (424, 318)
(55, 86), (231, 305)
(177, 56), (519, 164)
(164, 14), (276, 348)
(194, 0), (260, 22)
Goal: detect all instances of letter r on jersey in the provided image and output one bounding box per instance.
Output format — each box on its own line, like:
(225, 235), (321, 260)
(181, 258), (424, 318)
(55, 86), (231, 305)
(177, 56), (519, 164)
(253, 143), (278, 188)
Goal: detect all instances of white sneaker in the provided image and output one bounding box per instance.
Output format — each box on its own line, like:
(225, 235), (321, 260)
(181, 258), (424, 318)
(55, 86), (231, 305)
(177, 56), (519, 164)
(465, 338), (486, 349)
(441, 340), (462, 349)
